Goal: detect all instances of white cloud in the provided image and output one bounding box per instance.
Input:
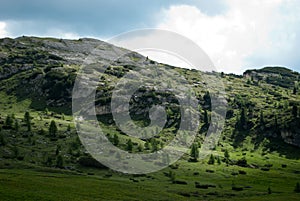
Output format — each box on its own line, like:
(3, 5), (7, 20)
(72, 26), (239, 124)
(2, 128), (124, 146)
(1, 20), (82, 40)
(155, 0), (299, 74)
(45, 29), (80, 39)
(0, 22), (9, 38)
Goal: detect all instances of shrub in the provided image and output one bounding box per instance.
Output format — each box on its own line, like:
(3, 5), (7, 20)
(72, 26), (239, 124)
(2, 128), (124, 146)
(261, 167), (270, 171)
(208, 154), (215, 165)
(126, 139), (133, 152)
(206, 169), (214, 173)
(78, 156), (108, 169)
(295, 182), (300, 193)
(173, 180), (187, 185)
(232, 186), (244, 191)
(113, 134), (119, 146)
(268, 186), (272, 194)
(169, 170), (176, 182)
(236, 157), (248, 167)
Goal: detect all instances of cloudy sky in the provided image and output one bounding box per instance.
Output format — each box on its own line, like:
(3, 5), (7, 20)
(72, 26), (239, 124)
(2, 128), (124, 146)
(0, 0), (300, 74)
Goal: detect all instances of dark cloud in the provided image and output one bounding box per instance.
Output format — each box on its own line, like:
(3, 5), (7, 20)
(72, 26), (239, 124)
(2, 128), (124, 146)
(0, 0), (227, 37)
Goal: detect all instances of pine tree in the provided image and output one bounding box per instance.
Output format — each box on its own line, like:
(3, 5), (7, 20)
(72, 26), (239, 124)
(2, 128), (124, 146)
(14, 119), (19, 132)
(203, 91), (211, 109)
(190, 143), (199, 162)
(0, 133), (5, 146)
(295, 182), (300, 193)
(24, 111), (31, 131)
(292, 105), (298, 118)
(224, 149), (230, 159)
(293, 86), (297, 95)
(49, 120), (58, 137)
(12, 146), (19, 158)
(239, 108), (247, 129)
(151, 139), (159, 152)
(144, 141), (150, 150)
(208, 154), (215, 165)
(113, 134), (119, 146)
(56, 145), (61, 155)
(56, 155), (64, 168)
(67, 124), (71, 132)
(169, 170), (176, 182)
(138, 144), (143, 152)
(224, 149), (230, 164)
(217, 156), (221, 165)
(268, 186), (272, 194)
(5, 115), (13, 128)
(126, 139), (133, 152)
(260, 111), (265, 126)
(204, 110), (209, 127)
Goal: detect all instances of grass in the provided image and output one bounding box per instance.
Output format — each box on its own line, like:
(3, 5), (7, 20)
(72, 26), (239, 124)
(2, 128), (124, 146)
(1, 153), (300, 201)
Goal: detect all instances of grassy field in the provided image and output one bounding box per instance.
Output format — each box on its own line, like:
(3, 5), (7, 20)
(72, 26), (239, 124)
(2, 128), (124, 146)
(1, 150), (300, 201)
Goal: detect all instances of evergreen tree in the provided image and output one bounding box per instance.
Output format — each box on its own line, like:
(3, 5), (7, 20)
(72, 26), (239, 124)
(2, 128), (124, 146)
(56, 145), (61, 155)
(56, 155), (64, 168)
(203, 91), (211, 109)
(293, 86), (297, 95)
(113, 134), (119, 146)
(292, 105), (298, 118)
(144, 141), (150, 150)
(295, 182), (300, 193)
(49, 120), (58, 137)
(204, 110), (209, 127)
(12, 146), (19, 158)
(24, 111), (31, 131)
(5, 115), (13, 128)
(268, 186), (272, 194)
(208, 154), (215, 165)
(260, 111), (265, 126)
(190, 143), (199, 161)
(274, 115), (278, 128)
(138, 144), (143, 152)
(224, 149), (230, 164)
(14, 119), (19, 132)
(237, 107), (247, 130)
(126, 139), (133, 152)
(67, 124), (71, 132)
(169, 170), (176, 182)
(45, 155), (52, 167)
(217, 156), (221, 165)
(0, 133), (5, 146)
(151, 139), (159, 152)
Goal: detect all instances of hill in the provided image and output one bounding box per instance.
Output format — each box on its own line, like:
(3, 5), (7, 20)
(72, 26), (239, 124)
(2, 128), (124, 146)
(0, 36), (300, 200)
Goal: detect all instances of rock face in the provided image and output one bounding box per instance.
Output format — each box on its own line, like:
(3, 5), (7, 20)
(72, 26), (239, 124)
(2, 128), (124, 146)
(0, 36), (150, 111)
(281, 118), (300, 147)
(243, 66), (299, 88)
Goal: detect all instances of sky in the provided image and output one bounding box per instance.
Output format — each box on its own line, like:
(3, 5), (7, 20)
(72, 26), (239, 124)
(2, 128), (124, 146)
(0, 0), (300, 74)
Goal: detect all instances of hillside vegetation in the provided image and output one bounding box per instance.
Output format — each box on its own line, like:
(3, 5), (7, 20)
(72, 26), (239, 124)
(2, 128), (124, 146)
(0, 37), (300, 200)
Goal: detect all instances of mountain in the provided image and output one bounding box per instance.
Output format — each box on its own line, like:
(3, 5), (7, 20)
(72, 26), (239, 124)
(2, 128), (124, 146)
(243, 66), (299, 88)
(0, 36), (300, 201)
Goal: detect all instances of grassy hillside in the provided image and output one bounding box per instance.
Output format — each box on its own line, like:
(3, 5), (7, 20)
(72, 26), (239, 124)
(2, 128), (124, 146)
(0, 37), (300, 200)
